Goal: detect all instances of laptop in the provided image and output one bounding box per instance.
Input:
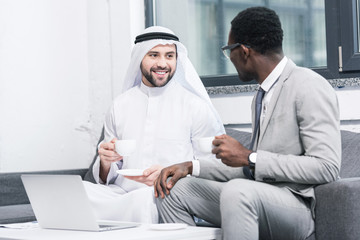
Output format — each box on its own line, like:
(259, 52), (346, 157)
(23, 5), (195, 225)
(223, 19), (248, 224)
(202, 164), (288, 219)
(21, 174), (141, 231)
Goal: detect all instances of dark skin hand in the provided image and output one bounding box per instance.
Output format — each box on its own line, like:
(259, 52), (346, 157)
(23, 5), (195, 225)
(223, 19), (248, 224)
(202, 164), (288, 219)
(154, 134), (252, 198)
(154, 161), (193, 199)
(212, 134), (251, 167)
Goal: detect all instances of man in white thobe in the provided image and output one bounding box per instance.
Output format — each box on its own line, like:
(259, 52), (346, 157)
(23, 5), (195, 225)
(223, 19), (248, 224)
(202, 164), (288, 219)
(83, 26), (225, 223)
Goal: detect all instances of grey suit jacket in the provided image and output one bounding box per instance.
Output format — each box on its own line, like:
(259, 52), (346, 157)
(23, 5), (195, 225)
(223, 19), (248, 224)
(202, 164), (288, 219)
(199, 59), (341, 214)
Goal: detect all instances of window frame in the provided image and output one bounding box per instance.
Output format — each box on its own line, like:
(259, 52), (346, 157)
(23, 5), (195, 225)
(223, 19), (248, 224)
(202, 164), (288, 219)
(145, 0), (360, 87)
(338, 0), (360, 72)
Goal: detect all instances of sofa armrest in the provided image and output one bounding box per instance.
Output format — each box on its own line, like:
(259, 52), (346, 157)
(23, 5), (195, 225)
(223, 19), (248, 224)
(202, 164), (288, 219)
(0, 204), (35, 224)
(84, 126), (104, 183)
(315, 177), (360, 240)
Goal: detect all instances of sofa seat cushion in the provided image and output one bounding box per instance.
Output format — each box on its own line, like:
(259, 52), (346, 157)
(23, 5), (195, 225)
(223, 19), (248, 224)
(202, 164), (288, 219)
(315, 177), (360, 240)
(225, 128), (251, 148)
(340, 130), (360, 178)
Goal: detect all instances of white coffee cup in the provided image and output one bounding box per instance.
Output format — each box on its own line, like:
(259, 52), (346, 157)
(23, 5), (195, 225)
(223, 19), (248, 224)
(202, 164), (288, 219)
(115, 140), (136, 156)
(197, 137), (215, 153)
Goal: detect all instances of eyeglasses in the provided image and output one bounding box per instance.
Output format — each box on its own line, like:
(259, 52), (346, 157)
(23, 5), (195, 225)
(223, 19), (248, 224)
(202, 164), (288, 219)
(221, 43), (251, 59)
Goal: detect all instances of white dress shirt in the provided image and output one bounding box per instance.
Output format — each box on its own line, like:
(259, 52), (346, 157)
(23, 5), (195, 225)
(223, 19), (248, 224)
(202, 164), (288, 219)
(259, 56), (288, 125)
(191, 56), (288, 177)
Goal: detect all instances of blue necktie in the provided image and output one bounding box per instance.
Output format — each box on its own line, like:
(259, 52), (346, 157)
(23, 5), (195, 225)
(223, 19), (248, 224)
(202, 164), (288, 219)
(249, 87), (265, 150)
(243, 87), (265, 180)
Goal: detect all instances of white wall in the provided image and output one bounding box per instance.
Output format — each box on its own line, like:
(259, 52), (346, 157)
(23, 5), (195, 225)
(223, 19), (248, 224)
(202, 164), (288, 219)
(210, 86), (360, 132)
(0, 0), (144, 172)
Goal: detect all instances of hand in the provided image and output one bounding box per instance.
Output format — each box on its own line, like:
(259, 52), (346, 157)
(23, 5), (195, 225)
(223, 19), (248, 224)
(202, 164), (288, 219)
(212, 134), (251, 167)
(124, 165), (163, 186)
(154, 161), (193, 199)
(99, 138), (123, 167)
(98, 138), (123, 182)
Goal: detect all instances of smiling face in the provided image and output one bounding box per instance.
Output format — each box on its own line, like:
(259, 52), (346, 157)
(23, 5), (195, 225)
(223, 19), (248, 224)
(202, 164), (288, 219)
(140, 44), (177, 88)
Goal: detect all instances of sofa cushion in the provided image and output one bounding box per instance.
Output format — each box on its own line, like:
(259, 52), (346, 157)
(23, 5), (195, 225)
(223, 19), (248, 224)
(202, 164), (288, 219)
(0, 173), (31, 206)
(225, 128), (251, 149)
(315, 177), (360, 240)
(339, 130), (360, 178)
(0, 204), (35, 224)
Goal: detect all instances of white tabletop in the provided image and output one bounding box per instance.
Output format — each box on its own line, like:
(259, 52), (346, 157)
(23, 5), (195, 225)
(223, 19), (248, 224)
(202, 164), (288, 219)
(0, 223), (221, 240)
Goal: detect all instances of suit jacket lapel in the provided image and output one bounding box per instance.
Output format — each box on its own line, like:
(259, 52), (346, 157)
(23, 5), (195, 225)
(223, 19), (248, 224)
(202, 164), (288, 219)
(256, 60), (296, 147)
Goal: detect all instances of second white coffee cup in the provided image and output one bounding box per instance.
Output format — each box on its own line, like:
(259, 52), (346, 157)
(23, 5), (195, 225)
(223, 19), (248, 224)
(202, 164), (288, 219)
(115, 140), (136, 156)
(197, 137), (215, 153)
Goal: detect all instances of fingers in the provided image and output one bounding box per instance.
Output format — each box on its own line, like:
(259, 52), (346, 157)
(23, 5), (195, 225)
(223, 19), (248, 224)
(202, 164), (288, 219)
(212, 142), (223, 158)
(154, 177), (163, 198)
(143, 165), (162, 177)
(154, 168), (173, 199)
(165, 171), (183, 190)
(214, 134), (226, 140)
(124, 175), (144, 181)
(154, 178), (160, 198)
(100, 141), (116, 151)
(158, 170), (171, 198)
(125, 167), (162, 186)
(98, 140), (123, 165)
(98, 148), (122, 162)
(212, 134), (239, 156)
(154, 162), (191, 199)
(213, 135), (227, 147)
(124, 175), (151, 186)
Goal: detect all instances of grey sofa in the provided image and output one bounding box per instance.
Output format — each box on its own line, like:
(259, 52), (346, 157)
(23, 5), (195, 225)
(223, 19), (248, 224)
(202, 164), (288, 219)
(225, 128), (360, 240)
(1, 128), (360, 240)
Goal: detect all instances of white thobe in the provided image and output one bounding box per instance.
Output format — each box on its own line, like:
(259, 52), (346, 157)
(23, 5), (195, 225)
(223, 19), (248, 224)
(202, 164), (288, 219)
(84, 80), (224, 223)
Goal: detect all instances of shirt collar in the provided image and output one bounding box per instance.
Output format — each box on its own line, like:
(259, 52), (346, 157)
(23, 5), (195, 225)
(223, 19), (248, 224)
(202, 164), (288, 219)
(139, 79), (176, 97)
(260, 56), (288, 92)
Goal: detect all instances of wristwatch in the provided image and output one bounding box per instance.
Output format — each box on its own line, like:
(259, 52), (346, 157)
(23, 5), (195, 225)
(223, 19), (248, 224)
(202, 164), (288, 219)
(248, 152), (257, 170)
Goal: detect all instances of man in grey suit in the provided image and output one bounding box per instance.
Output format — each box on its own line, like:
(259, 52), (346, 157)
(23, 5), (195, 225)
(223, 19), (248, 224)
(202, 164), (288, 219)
(154, 7), (341, 240)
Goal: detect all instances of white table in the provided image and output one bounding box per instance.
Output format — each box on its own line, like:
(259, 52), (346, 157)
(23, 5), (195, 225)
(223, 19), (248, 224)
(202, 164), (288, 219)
(0, 224), (221, 240)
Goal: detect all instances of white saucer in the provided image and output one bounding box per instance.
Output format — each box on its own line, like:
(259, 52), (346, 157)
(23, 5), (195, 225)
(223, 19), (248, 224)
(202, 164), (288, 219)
(117, 169), (144, 176)
(149, 223), (187, 231)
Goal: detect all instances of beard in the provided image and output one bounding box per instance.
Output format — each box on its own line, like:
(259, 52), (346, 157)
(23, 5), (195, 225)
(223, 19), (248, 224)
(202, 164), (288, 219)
(141, 65), (175, 88)
(236, 69), (256, 83)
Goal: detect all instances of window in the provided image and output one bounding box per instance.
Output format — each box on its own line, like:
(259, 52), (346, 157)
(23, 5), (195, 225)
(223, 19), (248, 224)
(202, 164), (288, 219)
(325, 0), (360, 76)
(338, 0), (360, 72)
(145, 0), (360, 86)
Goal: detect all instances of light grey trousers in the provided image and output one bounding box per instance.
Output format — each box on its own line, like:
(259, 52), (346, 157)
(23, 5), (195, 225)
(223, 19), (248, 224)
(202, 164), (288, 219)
(156, 177), (314, 240)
